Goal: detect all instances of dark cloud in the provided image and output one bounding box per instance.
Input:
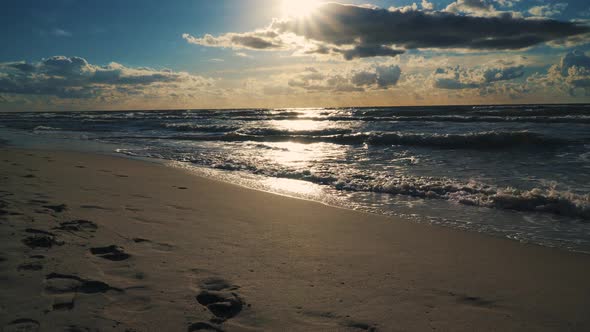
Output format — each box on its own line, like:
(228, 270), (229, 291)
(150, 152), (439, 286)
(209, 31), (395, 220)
(351, 71), (378, 86)
(186, 3), (589, 60)
(337, 45), (405, 60)
(183, 31), (284, 50)
(351, 65), (401, 88)
(434, 78), (480, 89)
(41, 56), (89, 75)
(230, 35), (280, 49)
(274, 3), (588, 50)
(376, 65), (402, 87)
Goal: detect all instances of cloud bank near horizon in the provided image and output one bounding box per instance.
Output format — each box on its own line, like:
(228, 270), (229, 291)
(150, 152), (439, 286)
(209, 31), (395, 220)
(0, 56), (213, 99)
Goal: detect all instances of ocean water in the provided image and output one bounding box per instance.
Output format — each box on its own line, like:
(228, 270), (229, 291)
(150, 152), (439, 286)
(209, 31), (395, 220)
(1, 105), (589, 252)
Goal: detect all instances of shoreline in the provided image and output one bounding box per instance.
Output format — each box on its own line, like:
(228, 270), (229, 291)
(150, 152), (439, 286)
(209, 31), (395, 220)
(1, 146), (590, 331)
(2, 121), (589, 254)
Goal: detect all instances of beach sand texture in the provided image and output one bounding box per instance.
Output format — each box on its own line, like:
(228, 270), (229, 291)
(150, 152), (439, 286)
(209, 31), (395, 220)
(1, 147), (590, 331)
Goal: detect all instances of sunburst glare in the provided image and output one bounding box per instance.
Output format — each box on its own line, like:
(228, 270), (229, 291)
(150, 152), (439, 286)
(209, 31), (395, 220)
(281, 0), (321, 18)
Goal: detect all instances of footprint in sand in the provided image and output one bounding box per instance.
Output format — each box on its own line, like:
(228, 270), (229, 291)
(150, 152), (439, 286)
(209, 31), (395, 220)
(457, 295), (495, 307)
(90, 245), (131, 261)
(52, 300), (75, 311)
(80, 205), (111, 210)
(17, 262), (43, 271)
(25, 228), (56, 237)
(45, 273), (122, 294)
(42, 204), (67, 213)
(132, 238), (174, 252)
(44, 273), (122, 312)
(23, 229), (62, 249)
(448, 291), (497, 308)
(187, 321), (223, 332)
(194, 277), (245, 323)
(22, 235), (64, 249)
(2, 318), (40, 332)
(55, 220), (98, 233)
(301, 310), (377, 331)
(345, 321), (378, 331)
(28, 199), (49, 205)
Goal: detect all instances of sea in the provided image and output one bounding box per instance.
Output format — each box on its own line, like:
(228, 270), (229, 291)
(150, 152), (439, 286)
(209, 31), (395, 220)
(1, 104), (589, 252)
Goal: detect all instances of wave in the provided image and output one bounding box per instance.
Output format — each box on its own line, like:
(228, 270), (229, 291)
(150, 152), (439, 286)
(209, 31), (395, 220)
(163, 123), (239, 132)
(33, 126), (61, 131)
(237, 127), (353, 136)
(373, 179), (589, 220)
(386, 115), (590, 124)
(200, 159), (590, 220)
(156, 131), (570, 149)
(181, 114), (590, 123)
(114, 140), (590, 221)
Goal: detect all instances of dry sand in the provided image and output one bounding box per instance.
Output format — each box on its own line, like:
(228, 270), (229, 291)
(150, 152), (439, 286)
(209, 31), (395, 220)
(1, 147), (590, 331)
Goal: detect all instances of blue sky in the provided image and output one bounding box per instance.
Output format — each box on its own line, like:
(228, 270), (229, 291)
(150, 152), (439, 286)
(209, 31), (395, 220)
(0, 0), (589, 110)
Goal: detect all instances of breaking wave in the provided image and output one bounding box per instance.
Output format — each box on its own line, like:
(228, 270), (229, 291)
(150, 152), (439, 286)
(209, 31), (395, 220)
(163, 131), (570, 149)
(202, 159), (590, 220)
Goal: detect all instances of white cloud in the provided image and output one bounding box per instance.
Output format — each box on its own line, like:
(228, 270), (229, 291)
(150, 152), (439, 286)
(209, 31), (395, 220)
(528, 3), (568, 18)
(421, 0), (434, 11)
(51, 28), (72, 37)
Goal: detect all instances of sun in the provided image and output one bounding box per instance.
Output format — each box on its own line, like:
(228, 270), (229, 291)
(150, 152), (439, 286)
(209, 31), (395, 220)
(281, 0), (320, 18)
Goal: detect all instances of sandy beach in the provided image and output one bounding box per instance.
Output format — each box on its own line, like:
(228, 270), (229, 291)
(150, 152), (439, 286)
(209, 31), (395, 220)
(1, 146), (590, 331)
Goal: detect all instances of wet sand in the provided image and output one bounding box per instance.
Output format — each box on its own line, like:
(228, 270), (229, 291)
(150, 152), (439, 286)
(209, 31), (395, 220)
(1, 147), (590, 331)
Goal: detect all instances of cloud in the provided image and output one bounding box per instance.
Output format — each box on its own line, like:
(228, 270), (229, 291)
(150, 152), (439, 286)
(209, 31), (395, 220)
(185, 3), (589, 60)
(389, 3), (418, 13)
(560, 50), (590, 74)
(528, 3), (568, 18)
(482, 64), (525, 82)
(421, 0), (434, 11)
(496, 0), (520, 8)
(0, 56), (213, 99)
(432, 61), (525, 89)
(351, 71), (378, 86)
(376, 65), (403, 87)
(337, 45), (405, 60)
(51, 28), (72, 37)
(351, 65), (402, 88)
(479, 81), (528, 98)
(538, 50), (590, 95)
(288, 65), (401, 92)
(182, 30), (285, 50)
(274, 3), (586, 50)
(444, 0), (496, 16)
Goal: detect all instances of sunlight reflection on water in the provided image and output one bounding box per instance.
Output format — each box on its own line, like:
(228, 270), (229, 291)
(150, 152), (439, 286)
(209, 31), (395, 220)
(261, 177), (322, 197)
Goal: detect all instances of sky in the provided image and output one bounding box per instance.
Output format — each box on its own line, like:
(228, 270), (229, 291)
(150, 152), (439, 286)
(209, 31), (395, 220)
(0, 0), (589, 111)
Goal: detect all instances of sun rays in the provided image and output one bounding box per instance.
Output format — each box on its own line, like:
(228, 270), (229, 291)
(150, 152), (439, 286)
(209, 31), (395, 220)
(281, 0), (321, 18)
